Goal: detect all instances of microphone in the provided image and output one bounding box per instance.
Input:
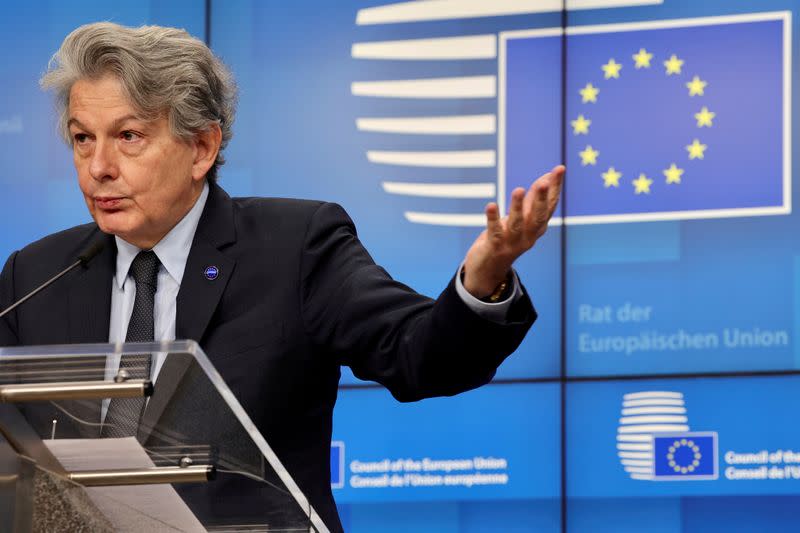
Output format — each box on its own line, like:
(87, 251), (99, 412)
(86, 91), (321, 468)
(0, 241), (106, 319)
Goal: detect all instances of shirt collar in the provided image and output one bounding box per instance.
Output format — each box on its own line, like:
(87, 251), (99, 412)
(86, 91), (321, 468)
(114, 181), (209, 289)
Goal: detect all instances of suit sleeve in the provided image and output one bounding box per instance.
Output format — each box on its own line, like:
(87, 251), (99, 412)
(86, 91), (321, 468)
(0, 252), (20, 347)
(299, 202), (537, 402)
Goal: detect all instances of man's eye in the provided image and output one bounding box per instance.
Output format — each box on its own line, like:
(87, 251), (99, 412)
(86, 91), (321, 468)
(120, 131), (141, 142)
(73, 133), (89, 144)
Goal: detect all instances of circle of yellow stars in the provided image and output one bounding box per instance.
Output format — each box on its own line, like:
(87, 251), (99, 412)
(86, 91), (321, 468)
(575, 48), (713, 195)
(667, 439), (702, 474)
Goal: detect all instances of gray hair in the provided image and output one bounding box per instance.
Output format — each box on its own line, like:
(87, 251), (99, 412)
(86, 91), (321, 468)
(40, 22), (236, 181)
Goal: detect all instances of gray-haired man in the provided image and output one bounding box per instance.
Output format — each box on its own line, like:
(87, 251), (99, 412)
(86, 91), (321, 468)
(0, 22), (563, 531)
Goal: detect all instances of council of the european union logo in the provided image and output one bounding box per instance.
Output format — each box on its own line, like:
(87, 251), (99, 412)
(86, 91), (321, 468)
(617, 391), (718, 481)
(351, 4), (790, 227)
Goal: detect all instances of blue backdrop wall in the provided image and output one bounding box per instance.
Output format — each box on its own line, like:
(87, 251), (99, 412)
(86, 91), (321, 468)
(0, 1), (798, 532)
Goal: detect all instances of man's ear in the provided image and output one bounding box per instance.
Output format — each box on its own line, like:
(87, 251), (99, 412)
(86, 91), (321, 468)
(191, 123), (222, 181)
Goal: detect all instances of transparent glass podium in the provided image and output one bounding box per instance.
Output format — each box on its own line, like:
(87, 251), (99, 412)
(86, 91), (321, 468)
(0, 340), (329, 532)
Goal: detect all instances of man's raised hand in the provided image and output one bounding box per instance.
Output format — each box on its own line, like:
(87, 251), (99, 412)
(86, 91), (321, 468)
(462, 165), (565, 298)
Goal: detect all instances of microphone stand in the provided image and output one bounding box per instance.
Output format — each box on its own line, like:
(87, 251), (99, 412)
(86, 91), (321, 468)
(0, 241), (104, 319)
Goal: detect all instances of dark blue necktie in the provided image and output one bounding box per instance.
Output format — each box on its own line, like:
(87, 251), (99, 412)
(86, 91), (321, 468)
(102, 250), (160, 438)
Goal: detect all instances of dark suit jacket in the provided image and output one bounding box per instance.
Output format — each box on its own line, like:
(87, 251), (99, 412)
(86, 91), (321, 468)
(0, 182), (536, 532)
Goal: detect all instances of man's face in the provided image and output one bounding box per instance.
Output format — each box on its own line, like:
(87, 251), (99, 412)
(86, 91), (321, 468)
(68, 75), (202, 249)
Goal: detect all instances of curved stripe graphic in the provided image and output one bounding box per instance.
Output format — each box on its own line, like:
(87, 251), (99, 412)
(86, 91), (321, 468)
(352, 35), (496, 60)
(618, 451), (653, 459)
(617, 434), (656, 442)
(404, 212), (486, 226)
(624, 466), (654, 474)
(357, 114), (496, 135)
(623, 398), (685, 407)
(624, 391), (684, 400)
(619, 415), (689, 424)
(618, 424), (690, 434)
(404, 213), (564, 227)
(621, 406), (687, 416)
(621, 459), (655, 467)
(368, 150), (496, 168)
(352, 76), (496, 99)
(616, 443), (653, 451)
(383, 182), (496, 198)
(356, 0), (664, 25)
(357, 0), (555, 25)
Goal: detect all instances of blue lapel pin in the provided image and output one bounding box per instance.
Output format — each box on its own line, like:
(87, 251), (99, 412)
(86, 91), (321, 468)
(204, 265), (219, 280)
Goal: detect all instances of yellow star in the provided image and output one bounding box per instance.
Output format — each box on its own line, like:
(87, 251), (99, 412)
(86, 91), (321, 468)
(632, 174), (653, 194)
(602, 167), (622, 188)
(664, 54), (684, 75)
(571, 114), (591, 135)
(632, 48), (653, 69)
(580, 83), (600, 103)
(686, 139), (707, 160)
(663, 163), (684, 184)
(602, 59), (622, 79)
(686, 76), (707, 96)
(579, 145), (599, 166)
(695, 106), (715, 127)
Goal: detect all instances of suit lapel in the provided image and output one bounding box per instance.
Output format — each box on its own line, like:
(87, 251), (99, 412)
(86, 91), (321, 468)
(176, 182), (237, 344)
(140, 183), (237, 442)
(176, 240), (236, 344)
(67, 232), (115, 344)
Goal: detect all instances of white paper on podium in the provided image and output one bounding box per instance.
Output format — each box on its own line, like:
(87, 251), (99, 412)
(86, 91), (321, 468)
(44, 437), (206, 533)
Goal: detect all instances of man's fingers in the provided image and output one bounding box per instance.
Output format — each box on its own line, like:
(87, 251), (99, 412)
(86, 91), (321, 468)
(507, 188), (525, 235)
(485, 202), (504, 241)
(526, 168), (555, 202)
(522, 166), (564, 238)
(523, 173), (550, 221)
(546, 165), (565, 215)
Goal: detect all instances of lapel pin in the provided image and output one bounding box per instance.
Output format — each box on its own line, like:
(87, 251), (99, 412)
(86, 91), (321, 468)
(204, 266), (219, 280)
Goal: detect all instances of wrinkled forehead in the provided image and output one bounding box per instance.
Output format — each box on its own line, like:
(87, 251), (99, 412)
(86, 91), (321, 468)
(67, 76), (158, 129)
(69, 76), (129, 107)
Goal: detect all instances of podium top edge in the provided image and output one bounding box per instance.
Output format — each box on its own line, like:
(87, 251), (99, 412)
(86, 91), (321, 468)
(0, 340), (202, 359)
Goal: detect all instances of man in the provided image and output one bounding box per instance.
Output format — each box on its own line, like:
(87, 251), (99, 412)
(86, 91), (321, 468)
(0, 22), (563, 532)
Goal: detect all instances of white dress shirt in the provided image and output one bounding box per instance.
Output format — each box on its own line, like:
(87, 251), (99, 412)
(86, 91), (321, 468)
(104, 181), (521, 392)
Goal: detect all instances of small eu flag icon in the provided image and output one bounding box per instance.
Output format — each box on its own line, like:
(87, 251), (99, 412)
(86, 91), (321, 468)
(653, 432), (718, 480)
(331, 441), (345, 489)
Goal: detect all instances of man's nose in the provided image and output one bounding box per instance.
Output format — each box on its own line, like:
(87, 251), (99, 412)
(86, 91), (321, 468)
(88, 139), (119, 181)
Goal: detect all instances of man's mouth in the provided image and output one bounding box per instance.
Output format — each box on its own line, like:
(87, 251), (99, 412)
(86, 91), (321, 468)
(94, 196), (125, 210)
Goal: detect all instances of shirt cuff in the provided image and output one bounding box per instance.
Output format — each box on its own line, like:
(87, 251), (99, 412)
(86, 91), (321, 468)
(454, 263), (523, 324)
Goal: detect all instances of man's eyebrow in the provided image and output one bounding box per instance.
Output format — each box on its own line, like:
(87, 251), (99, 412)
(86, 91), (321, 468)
(66, 117), (87, 131)
(67, 114), (146, 131)
(110, 114), (147, 130)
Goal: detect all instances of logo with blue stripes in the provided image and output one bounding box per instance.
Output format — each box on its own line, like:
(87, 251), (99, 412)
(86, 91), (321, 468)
(617, 391), (718, 481)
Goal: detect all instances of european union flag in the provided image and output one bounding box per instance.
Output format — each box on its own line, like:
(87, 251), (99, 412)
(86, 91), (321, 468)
(331, 441), (345, 488)
(653, 432), (718, 480)
(502, 12), (789, 223)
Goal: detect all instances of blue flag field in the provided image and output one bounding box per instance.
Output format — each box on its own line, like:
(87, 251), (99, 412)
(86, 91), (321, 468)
(653, 432), (718, 481)
(501, 12), (791, 224)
